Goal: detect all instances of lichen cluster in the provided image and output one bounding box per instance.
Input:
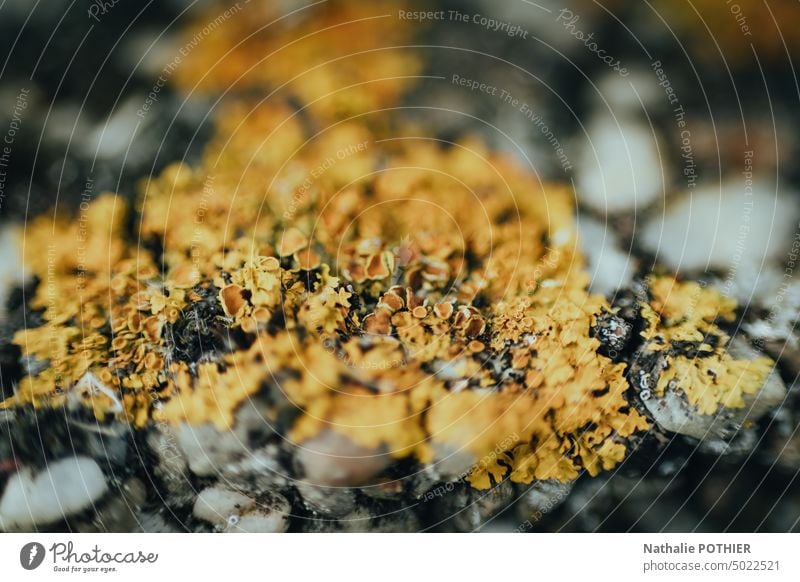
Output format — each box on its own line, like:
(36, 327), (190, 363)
(638, 277), (773, 415)
(174, 0), (421, 121)
(0, 0), (777, 491)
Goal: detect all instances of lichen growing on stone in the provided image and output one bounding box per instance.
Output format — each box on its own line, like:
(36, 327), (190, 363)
(638, 276), (774, 415)
(3, 97), (655, 488)
(0, 0), (784, 508)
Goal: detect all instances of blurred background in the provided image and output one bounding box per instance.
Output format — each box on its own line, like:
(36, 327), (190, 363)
(0, 0), (798, 531)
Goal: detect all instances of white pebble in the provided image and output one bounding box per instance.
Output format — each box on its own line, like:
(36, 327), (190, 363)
(576, 115), (664, 214)
(594, 68), (663, 116)
(0, 456), (108, 531)
(640, 181), (799, 297)
(0, 225), (24, 322)
(225, 511), (288, 533)
(296, 430), (391, 486)
(193, 487), (254, 526)
(577, 215), (635, 295)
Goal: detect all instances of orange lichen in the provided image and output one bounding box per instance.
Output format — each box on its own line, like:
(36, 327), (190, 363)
(0, 0), (683, 489)
(3, 96), (656, 487)
(173, 0), (422, 121)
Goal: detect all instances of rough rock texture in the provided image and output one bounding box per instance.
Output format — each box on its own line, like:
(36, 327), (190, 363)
(1, 0), (798, 533)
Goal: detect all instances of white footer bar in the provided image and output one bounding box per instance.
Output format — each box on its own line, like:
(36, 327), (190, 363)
(1, 533), (797, 581)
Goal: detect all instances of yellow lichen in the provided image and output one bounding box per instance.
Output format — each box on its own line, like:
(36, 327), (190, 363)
(15, 0), (787, 492)
(2, 97), (655, 486)
(173, 0), (422, 121)
(639, 276), (773, 415)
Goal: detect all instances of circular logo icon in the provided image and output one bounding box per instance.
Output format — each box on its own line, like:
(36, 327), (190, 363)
(20, 542), (46, 570)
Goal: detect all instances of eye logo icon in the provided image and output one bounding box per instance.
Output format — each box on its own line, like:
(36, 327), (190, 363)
(20, 542), (46, 570)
